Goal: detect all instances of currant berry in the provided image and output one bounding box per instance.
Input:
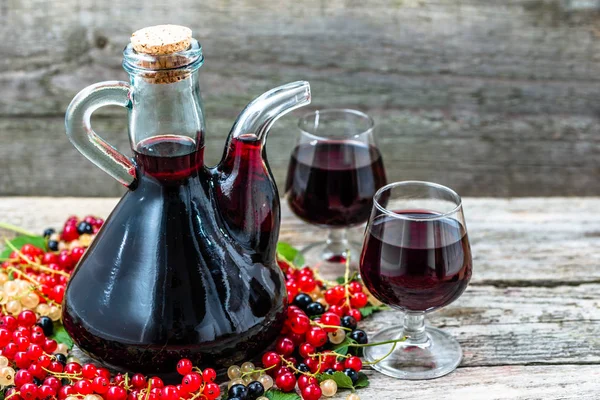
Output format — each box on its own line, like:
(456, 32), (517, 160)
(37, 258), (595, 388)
(262, 351), (281, 369)
(77, 221), (94, 235)
(340, 315), (358, 331)
(320, 379), (338, 397)
(345, 356), (363, 371)
(275, 372), (296, 392)
(176, 358), (193, 375)
(247, 381), (265, 398)
(347, 308), (362, 322)
(299, 342), (316, 358)
(106, 386), (127, 400)
(320, 313), (341, 332)
(305, 302), (325, 316)
(160, 385), (179, 400)
(290, 313), (311, 335)
(350, 292), (368, 308)
(302, 383), (322, 400)
(14, 369), (33, 387)
(181, 373), (201, 393)
(82, 363), (98, 379)
(333, 362), (345, 372)
(64, 362), (82, 375)
(349, 329), (368, 344)
(131, 373), (147, 389)
(293, 293), (313, 310)
(343, 368), (359, 384)
(44, 376), (61, 392)
(20, 383), (38, 400)
(38, 384), (55, 399)
(92, 376), (110, 394)
(306, 327), (328, 347)
(62, 225), (79, 242)
(276, 337), (295, 356)
(228, 384), (248, 399)
(296, 363), (310, 374)
(297, 375), (318, 391)
(74, 379), (94, 395)
(298, 275), (317, 292)
(202, 368), (217, 382)
(58, 385), (76, 400)
(203, 382), (220, 400)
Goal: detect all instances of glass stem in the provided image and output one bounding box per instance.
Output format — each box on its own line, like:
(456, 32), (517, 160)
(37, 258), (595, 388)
(324, 229), (349, 258)
(403, 312), (428, 344)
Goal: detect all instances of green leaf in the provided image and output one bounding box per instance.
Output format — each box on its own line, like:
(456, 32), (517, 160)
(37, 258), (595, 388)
(316, 371), (354, 390)
(331, 336), (357, 356)
(354, 372), (370, 389)
(52, 323), (74, 349)
(359, 304), (390, 318)
(276, 242), (304, 266)
(0, 235), (47, 259)
(335, 276), (346, 284)
(264, 389), (301, 400)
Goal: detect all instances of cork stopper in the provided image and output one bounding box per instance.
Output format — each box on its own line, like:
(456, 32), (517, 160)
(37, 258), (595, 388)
(131, 25), (192, 55)
(129, 25), (196, 84)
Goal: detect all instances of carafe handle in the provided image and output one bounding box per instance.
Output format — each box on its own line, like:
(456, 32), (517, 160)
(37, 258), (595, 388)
(65, 81), (136, 187)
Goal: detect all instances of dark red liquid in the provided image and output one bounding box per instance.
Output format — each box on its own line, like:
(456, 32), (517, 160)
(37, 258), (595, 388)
(285, 142), (387, 227)
(63, 134), (286, 375)
(360, 211), (472, 312)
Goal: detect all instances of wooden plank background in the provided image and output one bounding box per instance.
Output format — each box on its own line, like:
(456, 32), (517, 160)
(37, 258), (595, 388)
(1, 0), (599, 197)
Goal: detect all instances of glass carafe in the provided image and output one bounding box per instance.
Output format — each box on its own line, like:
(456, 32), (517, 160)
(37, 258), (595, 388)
(62, 26), (311, 373)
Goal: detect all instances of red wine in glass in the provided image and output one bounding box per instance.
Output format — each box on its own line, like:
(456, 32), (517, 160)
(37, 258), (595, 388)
(359, 181), (472, 380)
(284, 109), (387, 271)
(285, 141), (387, 227)
(360, 210), (472, 312)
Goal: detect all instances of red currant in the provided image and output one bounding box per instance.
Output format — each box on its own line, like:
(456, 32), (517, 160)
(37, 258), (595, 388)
(37, 354), (51, 368)
(275, 372), (296, 392)
(16, 336), (30, 351)
(30, 331), (44, 345)
(0, 328), (11, 347)
(1, 315), (18, 331)
(61, 225), (79, 242)
(290, 313), (311, 335)
(43, 376), (61, 392)
(70, 247), (85, 263)
(305, 357), (323, 373)
(262, 351), (281, 369)
(58, 385), (75, 400)
(203, 382), (220, 400)
(320, 312), (341, 332)
(160, 385), (179, 400)
(302, 383), (322, 400)
(131, 373), (147, 389)
(202, 368), (216, 383)
(42, 338), (57, 353)
(345, 356), (363, 371)
(65, 362), (82, 375)
(276, 337), (295, 356)
(74, 379), (94, 395)
(47, 361), (63, 373)
(299, 342), (316, 358)
(176, 358), (193, 375)
(347, 308), (362, 322)
(91, 376), (110, 394)
(298, 275), (317, 292)
(28, 363), (47, 379)
(41, 252), (58, 265)
(149, 377), (164, 389)
(6, 388), (21, 400)
(180, 373), (202, 393)
(38, 384), (55, 399)
(20, 383), (38, 400)
(14, 351), (31, 369)
(106, 386), (127, 400)
(15, 369), (33, 387)
(305, 327), (328, 347)
(297, 375), (318, 391)
(350, 292), (368, 308)
(333, 361), (345, 371)
(348, 281), (363, 294)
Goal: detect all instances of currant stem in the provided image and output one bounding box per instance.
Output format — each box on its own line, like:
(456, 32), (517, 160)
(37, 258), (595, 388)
(363, 341), (398, 366)
(349, 337), (407, 348)
(0, 223), (38, 237)
(311, 322), (352, 332)
(4, 240), (70, 277)
(241, 363), (277, 378)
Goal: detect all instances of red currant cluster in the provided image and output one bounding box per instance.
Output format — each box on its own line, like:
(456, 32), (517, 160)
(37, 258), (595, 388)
(0, 216), (380, 400)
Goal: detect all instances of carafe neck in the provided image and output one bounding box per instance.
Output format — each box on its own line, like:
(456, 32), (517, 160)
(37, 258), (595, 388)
(123, 40), (205, 157)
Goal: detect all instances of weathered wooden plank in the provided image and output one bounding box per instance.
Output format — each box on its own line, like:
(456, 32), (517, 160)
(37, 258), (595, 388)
(1, 114), (600, 197)
(1, 197), (600, 285)
(359, 365), (600, 400)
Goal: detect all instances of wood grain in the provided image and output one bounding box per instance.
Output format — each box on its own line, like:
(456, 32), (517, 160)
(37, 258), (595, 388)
(1, 197), (600, 398)
(1, 0), (600, 196)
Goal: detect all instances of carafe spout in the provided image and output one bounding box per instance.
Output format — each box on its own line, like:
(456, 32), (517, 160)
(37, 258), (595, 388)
(227, 81), (311, 145)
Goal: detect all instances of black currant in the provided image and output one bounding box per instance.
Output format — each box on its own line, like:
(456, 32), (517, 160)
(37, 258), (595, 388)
(292, 293), (312, 311)
(43, 228), (55, 238)
(344, 368), (359, 385)
(324, 368), (336, 375)
(76, 221), (93, 235)
(55, 353), (67, 365)
(228, 384), (248, 400)
(36, 316), (54, 337)
(246, 381), (265, 399)
(305, 302), (325, 316)
(47, 240), (59, 251)
(296, 363), (310, 374)
(33, 378), (42, 385)
(341, 315), (358, 331)
(349, 329), (368, 344)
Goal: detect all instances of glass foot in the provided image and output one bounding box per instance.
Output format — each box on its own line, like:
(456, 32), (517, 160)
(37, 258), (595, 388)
(364, 324), (462, 380)
(294, 241), (363, 279)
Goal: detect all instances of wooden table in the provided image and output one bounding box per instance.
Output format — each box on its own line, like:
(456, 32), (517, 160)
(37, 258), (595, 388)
(1, 197), (599, 399)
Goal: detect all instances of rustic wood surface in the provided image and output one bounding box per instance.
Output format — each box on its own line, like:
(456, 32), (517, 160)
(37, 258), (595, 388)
(2, 0), (600, 196)
(0, 197), (599, 398)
